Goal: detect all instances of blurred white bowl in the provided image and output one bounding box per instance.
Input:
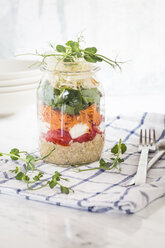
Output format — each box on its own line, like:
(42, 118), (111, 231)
(0, 89), (37, 116)
(0, 59), (41, 80)
(0, 75), (40, 87)
(0, 82), (38, 93)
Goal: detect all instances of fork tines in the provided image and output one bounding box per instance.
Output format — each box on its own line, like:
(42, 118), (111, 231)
(139, 129), (156, 146)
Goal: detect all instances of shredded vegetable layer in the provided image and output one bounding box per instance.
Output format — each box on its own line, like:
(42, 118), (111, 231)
(41, 103), (101, 132)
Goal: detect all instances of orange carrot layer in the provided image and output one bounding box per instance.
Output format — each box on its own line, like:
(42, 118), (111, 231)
(41, 103), (101, 132)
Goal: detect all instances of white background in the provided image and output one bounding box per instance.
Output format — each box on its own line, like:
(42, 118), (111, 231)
(1, 0), (165, 95)
(0, 0), (164, 114)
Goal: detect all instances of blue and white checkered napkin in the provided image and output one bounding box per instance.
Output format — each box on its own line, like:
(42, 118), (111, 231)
(0, 112), (165, 214)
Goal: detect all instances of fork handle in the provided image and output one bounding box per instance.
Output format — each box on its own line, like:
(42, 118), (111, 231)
(147, 150), (165, 170)
(135, 147), (149, 185)
(125, 150), (165, 186)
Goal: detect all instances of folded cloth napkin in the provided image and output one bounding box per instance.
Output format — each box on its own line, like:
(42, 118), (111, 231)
(0, 112), (165, 214)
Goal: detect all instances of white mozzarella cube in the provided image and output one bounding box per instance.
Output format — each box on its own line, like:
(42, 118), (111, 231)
(69, 123), (89, 139)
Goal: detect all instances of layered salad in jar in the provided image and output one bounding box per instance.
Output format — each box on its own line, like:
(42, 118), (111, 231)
(38, 58), (105, 165)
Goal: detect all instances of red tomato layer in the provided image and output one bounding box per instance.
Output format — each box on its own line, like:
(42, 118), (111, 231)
(73, 129), (96, 143)
(45, 130), (72, 146)
(44, 126), (102, 146)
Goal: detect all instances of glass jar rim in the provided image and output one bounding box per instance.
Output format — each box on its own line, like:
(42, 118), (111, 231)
(41, 61), (100, 75)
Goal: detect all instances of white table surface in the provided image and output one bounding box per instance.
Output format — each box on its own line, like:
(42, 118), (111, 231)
(0, 100), (165, 248)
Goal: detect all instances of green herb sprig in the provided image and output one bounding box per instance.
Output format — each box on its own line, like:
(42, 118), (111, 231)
(0, 139), (127, 193)
(0, 148), (73, 194)
(75, 139), (127, 172)
(54, 40), (122, 69)
(21, 38), (123, 70)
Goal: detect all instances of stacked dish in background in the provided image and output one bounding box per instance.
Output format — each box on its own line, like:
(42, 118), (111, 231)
(0, 59), (41, 116)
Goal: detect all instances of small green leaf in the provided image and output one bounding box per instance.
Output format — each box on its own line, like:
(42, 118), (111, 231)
(38, 171), (44, 177)
(84, 54), (102, 63)
(121, 143), (127, 154)
(52, 171), (61, 181)
(49, 180), (57, 189)
(94, 55), (103, 62)
(99, 158), (106, 166)
(27, 162), (35, 171)
(15, 172), (24, 180)
(10, 155), (20, 160)
(33, 176), (39, 181)
(26, 155), (35, 170)
(65, 40), (74, 47)
(26, 154), (35, 162)
(56, 45), (66, 53)
(85, 47), (97, 54)
(60, 186), (69, 194)
(15, 166), (19, 173)
(84, 54), (97, 63)
(23, 175), (30, 182)
(81, 88), (100, 105)
(10, 148), (20, 160)
(0, 153), (3, 156)
(54, 171), (61, 177)
(33, 172), (44, 181)
(99, 158), (109, 169)
(10, 148), (19, 154)
(70, 41), (79, 52)
(111, 144), (119, 154)
(118, 158), (124, 163)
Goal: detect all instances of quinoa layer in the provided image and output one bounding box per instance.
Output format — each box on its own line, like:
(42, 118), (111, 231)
(39, 134), (104, 166)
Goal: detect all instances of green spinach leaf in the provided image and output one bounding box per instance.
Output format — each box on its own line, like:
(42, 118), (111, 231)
(41, 83), (100, 115)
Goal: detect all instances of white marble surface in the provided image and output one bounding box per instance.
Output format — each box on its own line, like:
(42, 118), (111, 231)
(0, 99), (165, 248)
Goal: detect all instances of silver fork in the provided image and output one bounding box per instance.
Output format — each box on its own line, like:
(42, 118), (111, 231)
(126, 129), (156, 186)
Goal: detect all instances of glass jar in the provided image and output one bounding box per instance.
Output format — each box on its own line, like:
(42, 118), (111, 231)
(37, 59), (105, 166)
